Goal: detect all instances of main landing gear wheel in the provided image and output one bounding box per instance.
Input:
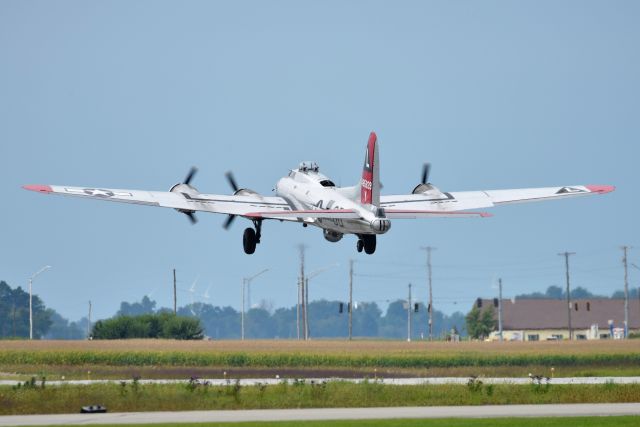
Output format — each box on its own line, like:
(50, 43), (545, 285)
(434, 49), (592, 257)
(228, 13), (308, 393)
(363, 234), (376, 254)
(242, 219), (263, 255)
(243, 228), (257, 254)
(357, 239), (364, 253)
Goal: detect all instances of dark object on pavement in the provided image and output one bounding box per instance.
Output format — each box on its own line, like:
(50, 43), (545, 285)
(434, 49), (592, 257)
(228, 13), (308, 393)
(81, 405), (107, 413)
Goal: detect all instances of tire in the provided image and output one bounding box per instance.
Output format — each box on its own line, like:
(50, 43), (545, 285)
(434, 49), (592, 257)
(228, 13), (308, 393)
(356, 239), (364, 253)
(363, 234), (376, 255)
(243, 228), (257, 254)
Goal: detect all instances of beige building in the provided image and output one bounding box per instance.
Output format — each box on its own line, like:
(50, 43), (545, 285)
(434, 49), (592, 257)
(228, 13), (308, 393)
(476, 298), (639, 341)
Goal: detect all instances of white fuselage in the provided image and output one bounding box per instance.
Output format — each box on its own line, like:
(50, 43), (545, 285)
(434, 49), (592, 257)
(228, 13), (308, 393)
(274, 167), (390, 236)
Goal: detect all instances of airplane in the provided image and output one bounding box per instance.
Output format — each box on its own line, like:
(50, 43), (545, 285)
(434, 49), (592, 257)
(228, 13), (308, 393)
(23, 132), (614, 255)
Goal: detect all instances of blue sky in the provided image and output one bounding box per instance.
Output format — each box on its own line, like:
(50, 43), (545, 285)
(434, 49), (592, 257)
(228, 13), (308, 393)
(1, 1), (638, 322)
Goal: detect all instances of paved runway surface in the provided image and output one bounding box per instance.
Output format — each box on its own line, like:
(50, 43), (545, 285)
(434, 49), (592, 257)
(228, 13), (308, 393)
(1, 404), (640, 426)
(2, 376), (640, 387)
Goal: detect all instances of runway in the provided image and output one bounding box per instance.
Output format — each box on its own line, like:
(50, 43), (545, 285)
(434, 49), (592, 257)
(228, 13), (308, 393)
(2, 376), (640, 387)
(1, 403), (640, 425)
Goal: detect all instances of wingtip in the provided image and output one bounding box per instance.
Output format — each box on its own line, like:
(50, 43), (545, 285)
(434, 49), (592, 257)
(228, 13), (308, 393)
(585, 185), (615, 194)
(22, 184), (53, 194)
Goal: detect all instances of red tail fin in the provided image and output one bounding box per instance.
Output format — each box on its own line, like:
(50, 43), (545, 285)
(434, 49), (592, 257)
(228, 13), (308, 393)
(361, 132), (380, 206)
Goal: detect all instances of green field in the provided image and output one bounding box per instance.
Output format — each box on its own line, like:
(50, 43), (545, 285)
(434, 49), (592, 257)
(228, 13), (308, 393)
(2, 381), (640, 415)
(1, 339), (640, 380)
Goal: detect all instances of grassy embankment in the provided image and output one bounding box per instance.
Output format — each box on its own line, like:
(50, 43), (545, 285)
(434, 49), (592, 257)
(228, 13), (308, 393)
(1, 340), (640, 380)
(2, 379), (640, 415)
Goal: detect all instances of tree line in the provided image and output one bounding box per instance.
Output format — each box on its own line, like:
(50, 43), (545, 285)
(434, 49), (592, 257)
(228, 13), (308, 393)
(1, 279), (633, 340)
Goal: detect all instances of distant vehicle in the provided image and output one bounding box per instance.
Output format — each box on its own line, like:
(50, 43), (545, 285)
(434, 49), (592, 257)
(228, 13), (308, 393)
(24, 132), (614, 255)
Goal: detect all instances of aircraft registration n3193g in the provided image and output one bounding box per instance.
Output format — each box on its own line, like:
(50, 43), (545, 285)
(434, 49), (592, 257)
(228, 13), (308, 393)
(24, 132), (614, 255)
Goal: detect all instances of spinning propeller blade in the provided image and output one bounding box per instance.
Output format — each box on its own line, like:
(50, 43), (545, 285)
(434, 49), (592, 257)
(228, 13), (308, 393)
(421, 163), (431, 184)
(225, 171), (239, 193)
(184, 167), (198, 185)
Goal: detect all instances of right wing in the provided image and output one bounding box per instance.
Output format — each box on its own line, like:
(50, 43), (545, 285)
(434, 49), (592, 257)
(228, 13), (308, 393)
(381, 184), (614, 218)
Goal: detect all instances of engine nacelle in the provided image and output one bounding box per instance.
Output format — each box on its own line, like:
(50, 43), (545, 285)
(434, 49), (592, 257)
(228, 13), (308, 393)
(370, 218), (391, 233)
(323, 229), (343, 242)
(169, 183), (198, 195)
(233, 188), (258, 196)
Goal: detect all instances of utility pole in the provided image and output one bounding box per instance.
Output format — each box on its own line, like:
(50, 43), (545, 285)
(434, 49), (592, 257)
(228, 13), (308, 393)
(498, 278), (503, 342)
(633, 264), (640, 328)
(87, 300), (92, 339)
(241, 278), (246, 340)
(420, 246), (436, 341)
(298, 245), (307, 340)
(28, 265), (51, 340)
(622, 246), (631, 338)
(558, 252), (575, 340)
(407, 283), (412, 342)
(349, 259), (353, 341)
(173, 269), (177, 315)
(241, 268), (268, 340)
(304, 277), (309, 339)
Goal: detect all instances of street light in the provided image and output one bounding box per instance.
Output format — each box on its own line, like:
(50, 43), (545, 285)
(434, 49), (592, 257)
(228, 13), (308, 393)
(241, 268), (268, 340)
(29, 265), (51, 340)
(304, 263), (339, 339)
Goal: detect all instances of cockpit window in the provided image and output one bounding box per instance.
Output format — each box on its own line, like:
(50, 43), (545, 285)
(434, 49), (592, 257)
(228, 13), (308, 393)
(319, 180), (336, 187)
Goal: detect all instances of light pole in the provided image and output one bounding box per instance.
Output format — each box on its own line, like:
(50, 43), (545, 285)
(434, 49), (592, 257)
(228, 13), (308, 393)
(241, 268), (268, 340)
(407, 283), (412, 342)
(29, 265), (51, 340)
(304, 263), (339, 340)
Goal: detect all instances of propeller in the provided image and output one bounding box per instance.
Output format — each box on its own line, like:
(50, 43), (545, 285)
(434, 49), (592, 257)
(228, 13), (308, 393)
(223, 171), (239, 228)
(421, 163), (431, 185)
(184, 211), (198, 224)
(184, 167), (198, 186)
(175, 167), (199, 224)
(225, 171), (239, 193)
(222, 214), (236, 229)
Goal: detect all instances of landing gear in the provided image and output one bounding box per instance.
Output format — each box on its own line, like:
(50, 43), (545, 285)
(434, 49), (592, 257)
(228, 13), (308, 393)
(356, 235), (376, 255)
(242, 220), (262, 255)
(243, 228), (256, 254)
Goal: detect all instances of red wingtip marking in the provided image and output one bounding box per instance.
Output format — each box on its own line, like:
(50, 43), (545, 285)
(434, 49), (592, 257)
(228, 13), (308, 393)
(585, 185), (615, 194)
(22, 184), (53, 194)
(480, 212), (493, 218)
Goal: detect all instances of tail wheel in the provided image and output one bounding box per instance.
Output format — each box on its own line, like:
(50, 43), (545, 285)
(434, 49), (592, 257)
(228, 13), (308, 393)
(243, 228), (257, 254)
(363, 235), (376, 255)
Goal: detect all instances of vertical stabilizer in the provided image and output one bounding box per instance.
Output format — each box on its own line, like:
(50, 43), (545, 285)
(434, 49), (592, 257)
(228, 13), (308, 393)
(361, 131), (380, 206)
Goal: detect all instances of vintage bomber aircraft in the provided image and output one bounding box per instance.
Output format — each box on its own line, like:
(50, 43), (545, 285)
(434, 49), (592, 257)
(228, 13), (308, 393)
(24, 132), (614, 255)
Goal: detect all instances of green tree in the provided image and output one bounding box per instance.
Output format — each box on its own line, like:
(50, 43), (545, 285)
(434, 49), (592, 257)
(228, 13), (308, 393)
(92, 313), (203, 340)
(465, 305), (497, 339)
(0, 281), (52, 339)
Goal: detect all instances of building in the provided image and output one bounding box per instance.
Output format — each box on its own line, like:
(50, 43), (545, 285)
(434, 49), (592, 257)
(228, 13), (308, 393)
(475, 298), (640, 341)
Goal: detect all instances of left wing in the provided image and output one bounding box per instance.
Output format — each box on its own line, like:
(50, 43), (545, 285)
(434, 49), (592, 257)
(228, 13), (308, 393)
(381, 184), (614, 218)
(22, 184), (295, 218)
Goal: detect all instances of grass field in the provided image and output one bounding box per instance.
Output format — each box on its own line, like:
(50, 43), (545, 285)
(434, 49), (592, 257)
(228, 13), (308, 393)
(26, 418), (640, 427)
(1, 340), (639, 380)
(1, 381), (640, 415)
